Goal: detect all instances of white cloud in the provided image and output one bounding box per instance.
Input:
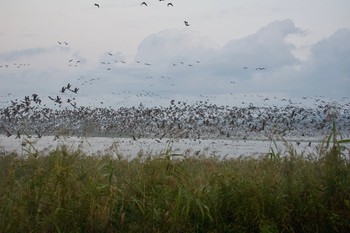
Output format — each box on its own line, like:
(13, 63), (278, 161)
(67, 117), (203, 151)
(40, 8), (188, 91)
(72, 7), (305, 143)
(1, 19), (349, 108)
(135, 29), (219, 64)
(0, 47), (51, 62)
(296, 28), (350, 96)
(222, 19), (303, 68)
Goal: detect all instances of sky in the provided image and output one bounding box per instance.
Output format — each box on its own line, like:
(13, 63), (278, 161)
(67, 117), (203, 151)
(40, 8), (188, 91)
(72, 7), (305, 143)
(1, 0), (350, 108)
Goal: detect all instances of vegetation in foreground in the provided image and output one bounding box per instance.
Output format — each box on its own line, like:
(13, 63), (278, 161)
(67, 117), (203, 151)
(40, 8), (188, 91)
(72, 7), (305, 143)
(0, 124), (349, 233)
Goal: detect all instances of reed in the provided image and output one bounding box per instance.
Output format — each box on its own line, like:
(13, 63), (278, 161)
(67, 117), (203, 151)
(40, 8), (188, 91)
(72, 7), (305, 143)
(0, 124), (349, 232)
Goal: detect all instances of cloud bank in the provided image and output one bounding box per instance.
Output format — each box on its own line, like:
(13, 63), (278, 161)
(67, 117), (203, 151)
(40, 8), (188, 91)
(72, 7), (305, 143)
(1, 19), (349, 107)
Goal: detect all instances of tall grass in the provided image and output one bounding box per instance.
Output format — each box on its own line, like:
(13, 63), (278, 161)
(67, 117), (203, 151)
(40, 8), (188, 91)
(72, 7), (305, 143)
(0, 125), (349, 232)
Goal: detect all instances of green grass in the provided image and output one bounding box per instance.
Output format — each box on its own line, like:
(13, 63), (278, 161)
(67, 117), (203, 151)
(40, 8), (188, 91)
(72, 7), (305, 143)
(0, 125), (349, 232)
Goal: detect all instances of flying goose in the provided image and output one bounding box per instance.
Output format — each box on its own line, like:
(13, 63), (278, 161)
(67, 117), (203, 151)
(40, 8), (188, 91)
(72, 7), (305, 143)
(71, 87), (79, 93)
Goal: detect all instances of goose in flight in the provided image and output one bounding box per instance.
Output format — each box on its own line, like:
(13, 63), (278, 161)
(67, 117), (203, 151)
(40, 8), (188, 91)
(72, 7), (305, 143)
(15, 131), (21, 139)
(35, 130), (43, 138)
(49, 96), (62, 104)
(184, 21), (190, 26)
(141, 2), (147, 6)
(94, 3), (100, 8)
(5, 130), (11, 137)
(71, 87), (79, 93)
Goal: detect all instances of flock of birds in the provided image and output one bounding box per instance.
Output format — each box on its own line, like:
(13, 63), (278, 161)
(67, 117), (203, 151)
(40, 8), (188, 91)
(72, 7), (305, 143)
(1, 2), (349, 146)
(0, 63), (31, 69)
(94, 2), (187, 26)
(1, 88), (349, 143)
(140, 1), (173, 7)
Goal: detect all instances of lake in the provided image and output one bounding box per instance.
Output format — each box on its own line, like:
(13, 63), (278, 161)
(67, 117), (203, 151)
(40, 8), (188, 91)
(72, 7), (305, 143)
(0, 134), (323, 159)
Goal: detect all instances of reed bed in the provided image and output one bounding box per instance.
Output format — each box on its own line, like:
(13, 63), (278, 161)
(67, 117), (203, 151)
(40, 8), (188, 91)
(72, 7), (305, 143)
(1, 126), (349, 232)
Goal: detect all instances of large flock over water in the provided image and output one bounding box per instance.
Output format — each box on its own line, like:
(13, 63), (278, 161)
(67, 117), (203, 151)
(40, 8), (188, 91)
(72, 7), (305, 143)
(1, 94), (349, 142)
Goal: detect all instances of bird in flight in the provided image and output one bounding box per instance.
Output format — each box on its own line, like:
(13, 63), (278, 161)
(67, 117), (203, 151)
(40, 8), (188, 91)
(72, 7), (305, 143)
(141, 2), (147, 6)
(71, 87), (79, 93)
(5, 130), (11, 137)
(184, 21), (190, 26)
(167, 3), (173, 7)
(49, 96), (62, 104)
(94, 3), (100, 8)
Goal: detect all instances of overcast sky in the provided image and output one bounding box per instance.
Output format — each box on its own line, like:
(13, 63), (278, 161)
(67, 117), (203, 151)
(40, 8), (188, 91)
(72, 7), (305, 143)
(1, 0), (350, 107)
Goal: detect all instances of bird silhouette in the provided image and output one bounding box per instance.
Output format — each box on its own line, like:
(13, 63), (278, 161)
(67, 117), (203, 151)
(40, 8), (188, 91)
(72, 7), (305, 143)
(167, 3), (173, 7)
(35, 130), (43, 138)
(5, 130), (12, 137)
(15, 131), (21, 139)
(71, 87), (79, 93)
(184, 21), (190, 26)
(141, 2), (147, 6)
(94, 3), (100, 8)
(49, 96), (62, 104)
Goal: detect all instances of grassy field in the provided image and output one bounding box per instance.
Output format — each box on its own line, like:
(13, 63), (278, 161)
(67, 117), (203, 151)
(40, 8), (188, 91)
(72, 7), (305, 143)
(1, 125), (349, 233)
